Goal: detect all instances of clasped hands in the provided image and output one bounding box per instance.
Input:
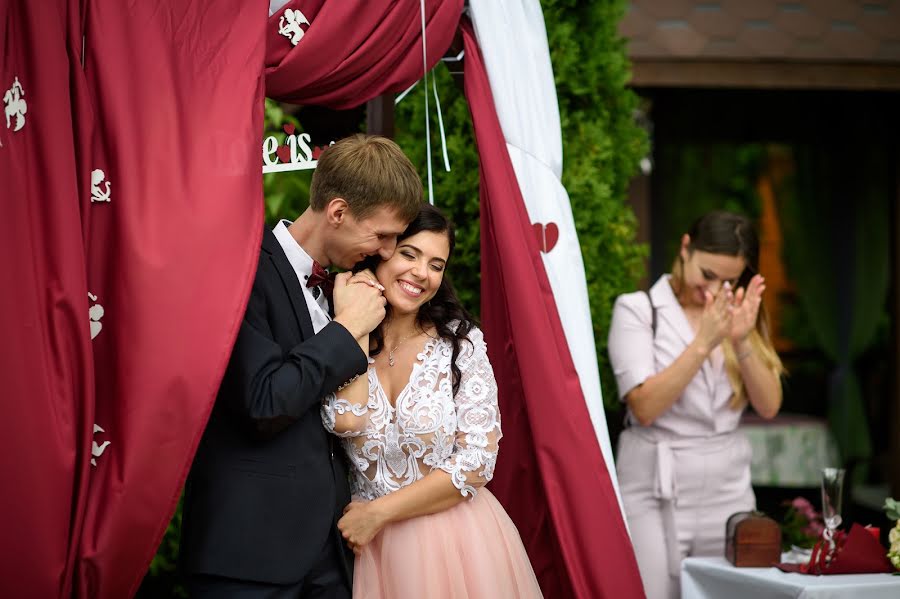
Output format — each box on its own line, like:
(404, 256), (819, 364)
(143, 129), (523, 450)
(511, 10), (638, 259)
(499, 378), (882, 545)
(331, 269), (387, 340)
(337, 500), (387, 555)
(696, 274), (766, 351)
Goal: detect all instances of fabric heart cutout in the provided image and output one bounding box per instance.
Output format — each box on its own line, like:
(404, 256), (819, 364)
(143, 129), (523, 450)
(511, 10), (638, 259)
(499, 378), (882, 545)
(533, 222), (559, 253)
(276, 145), (291, 163)
(283, 123), (295, 135)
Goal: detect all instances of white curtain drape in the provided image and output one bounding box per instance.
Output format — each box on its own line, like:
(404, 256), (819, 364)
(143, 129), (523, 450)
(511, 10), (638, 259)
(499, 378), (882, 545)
(468, 0), (624, 513)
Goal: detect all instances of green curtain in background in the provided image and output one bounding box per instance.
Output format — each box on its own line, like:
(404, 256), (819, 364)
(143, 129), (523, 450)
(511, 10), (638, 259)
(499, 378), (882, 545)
(779, 143), (890, 469)
(654, 143), (763, 266)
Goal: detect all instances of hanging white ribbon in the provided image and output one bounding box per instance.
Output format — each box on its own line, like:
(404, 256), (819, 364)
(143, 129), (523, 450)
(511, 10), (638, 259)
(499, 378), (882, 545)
(395, 0), (452, 205)
(432, 75), (450, 173)
(395, 76), (452, 177)
(419, 0), (434, 204)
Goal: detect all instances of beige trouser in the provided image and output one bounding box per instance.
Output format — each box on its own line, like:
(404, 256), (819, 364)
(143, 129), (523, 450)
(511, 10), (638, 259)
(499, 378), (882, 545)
(616, 428), (755, 599)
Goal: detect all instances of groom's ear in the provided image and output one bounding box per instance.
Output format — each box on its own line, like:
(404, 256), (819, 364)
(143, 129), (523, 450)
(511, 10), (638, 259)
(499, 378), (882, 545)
(325, 197), (349, 227)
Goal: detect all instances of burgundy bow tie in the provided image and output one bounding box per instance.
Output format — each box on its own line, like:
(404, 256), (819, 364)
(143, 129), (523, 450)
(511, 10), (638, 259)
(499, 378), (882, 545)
(307, 261), (334, 301)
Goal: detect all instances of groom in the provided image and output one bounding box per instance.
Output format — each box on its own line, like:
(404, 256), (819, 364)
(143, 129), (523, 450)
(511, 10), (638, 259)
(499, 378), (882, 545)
(181, 134), (423, 597)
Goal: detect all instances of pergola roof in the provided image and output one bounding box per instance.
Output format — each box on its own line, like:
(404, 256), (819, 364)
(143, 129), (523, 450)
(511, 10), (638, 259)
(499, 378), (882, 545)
(620, 1), (900, 89)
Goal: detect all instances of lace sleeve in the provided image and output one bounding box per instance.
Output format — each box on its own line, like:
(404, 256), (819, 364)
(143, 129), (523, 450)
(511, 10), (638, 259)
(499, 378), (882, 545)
(321, 393), (371, 439)
(438, 328), (502, 498)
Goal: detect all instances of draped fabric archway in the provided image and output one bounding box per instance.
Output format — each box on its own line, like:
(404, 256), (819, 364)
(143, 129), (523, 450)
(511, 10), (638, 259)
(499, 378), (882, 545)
(1, 2), (459, 597)
(1, 1), (642, 597)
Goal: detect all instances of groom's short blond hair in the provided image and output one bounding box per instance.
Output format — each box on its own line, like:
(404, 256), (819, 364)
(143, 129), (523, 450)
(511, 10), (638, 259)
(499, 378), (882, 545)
(309, 134), (422, 222)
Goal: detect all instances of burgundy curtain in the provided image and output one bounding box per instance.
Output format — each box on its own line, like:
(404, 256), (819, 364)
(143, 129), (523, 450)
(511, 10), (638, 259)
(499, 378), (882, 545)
(462, 20), (645, 598)
(266, 0), (463, 108)
(0, 1), (93, 596)
(74, 2), (268, 597)
(1, 1), (460, 598)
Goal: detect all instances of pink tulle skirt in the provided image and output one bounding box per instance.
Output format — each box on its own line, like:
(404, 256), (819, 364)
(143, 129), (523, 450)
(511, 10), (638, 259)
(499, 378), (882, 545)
(354, 488), (543, 598)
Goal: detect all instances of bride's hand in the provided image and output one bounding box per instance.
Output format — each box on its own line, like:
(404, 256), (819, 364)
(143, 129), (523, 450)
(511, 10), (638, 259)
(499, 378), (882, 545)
(349, 269), (384, 291)
(338, 501), (387, 554)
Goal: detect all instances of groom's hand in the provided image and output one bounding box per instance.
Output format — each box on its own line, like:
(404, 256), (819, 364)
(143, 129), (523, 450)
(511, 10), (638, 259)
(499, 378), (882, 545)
(332, 272), (386, 340)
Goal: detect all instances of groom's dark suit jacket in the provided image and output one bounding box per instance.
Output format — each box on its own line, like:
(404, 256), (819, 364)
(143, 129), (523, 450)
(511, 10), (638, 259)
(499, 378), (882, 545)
(180, 226), (366, 585)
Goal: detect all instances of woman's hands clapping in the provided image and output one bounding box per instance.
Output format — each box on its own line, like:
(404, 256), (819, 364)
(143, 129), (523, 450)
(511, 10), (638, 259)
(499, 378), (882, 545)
(695, 282), (734, 353)
(695, 275), (766, 353)
(728, 274), (765, 343)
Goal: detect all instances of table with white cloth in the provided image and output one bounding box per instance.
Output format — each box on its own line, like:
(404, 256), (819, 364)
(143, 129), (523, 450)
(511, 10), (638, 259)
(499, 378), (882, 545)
(681, 557), (900, 599)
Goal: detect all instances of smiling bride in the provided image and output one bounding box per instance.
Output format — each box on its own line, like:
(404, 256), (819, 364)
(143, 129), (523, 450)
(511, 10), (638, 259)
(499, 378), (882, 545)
(321, 203), (542, 598)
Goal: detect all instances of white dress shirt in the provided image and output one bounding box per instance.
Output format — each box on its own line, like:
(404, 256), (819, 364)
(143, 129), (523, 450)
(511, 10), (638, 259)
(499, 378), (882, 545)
(272, 220), (331, 334)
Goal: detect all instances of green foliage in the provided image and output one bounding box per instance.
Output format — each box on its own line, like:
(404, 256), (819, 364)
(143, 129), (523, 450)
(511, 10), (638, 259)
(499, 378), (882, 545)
(395, 0), (648, 406)
(886, 498), (900, 522)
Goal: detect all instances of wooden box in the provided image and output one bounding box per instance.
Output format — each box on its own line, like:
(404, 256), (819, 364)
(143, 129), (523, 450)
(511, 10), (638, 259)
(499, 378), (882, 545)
(725, 511), (782, 567)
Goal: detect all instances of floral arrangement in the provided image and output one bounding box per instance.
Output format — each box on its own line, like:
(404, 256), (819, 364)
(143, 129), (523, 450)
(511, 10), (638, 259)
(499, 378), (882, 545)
(886, 498), (900, 572)
(780, 496), (824, 551)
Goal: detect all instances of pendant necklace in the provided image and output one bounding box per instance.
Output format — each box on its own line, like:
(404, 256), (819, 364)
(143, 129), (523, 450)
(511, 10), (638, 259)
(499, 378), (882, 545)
(387, 330), (419, 367)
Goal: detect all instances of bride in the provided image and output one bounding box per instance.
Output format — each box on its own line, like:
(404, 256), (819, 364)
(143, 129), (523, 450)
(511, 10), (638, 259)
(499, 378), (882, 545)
(322, 204), (542, 598)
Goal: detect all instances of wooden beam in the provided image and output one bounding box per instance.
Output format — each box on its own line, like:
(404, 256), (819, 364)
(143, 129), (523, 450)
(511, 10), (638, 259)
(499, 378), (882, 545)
(892, 153), (900, 498)
(630, 60), (900, 91)
(366, 94), (395, 138)
(627, 172), (651, 288)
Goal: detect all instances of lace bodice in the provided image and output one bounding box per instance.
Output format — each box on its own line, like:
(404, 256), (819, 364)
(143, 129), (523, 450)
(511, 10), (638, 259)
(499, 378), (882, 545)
(321, 327), (501, 501)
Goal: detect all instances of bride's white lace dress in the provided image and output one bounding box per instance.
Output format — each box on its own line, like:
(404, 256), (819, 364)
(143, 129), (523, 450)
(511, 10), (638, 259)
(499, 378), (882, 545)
(322, 327), (542, 598)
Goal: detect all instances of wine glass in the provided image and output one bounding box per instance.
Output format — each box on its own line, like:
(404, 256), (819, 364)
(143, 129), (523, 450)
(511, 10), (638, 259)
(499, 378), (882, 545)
(821, 467), (845, 557)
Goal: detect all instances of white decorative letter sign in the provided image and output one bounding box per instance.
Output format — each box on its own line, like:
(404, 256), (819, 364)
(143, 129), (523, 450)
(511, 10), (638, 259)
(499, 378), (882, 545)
(262, 136), (279, 167)
(91, 424), (111, 466)
(278, 8), (309, 46)
(90, 169), (112, 202)
(3, 77), (26, 132)
(88, 292), (104, 339)
(262, 123), (332, 174)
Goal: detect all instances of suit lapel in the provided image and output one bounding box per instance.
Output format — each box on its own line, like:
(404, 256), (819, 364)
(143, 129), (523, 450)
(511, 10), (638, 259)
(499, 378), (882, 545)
(262, 226), (315, 340)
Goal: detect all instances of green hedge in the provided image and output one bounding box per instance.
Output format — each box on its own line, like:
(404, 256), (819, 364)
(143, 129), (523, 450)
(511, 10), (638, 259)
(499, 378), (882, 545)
(144, 1), (645, 591)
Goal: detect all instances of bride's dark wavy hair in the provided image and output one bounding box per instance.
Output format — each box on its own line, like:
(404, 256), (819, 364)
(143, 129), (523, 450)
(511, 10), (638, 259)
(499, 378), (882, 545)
(356, 203), (477, 396)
